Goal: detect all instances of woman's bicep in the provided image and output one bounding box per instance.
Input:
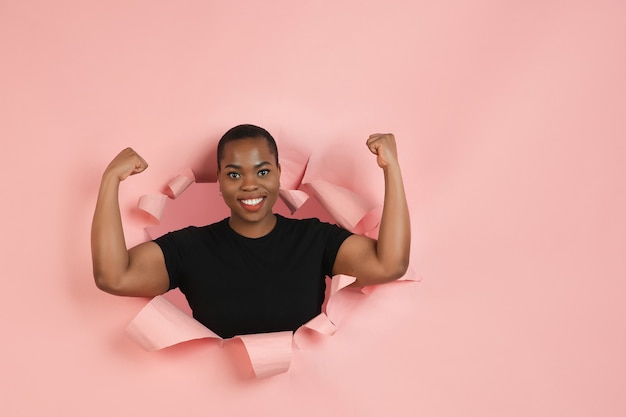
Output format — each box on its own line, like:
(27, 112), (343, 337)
(116, 241), (170, 297)
(333, 234), (408, 286)
(332, 234), (383, 285)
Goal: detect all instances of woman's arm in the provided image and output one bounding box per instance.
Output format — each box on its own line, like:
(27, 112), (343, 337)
(332, 133), (411, 285)
(91, 148), (169, 296)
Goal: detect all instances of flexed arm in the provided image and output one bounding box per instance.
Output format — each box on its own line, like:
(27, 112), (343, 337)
(333, 134), (411, 285)
(91, 148), (169, 296)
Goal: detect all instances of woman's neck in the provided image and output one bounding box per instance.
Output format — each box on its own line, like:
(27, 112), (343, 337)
(228, 213), (277, 238)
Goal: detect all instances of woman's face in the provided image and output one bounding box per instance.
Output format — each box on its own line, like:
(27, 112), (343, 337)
(217, 137), (281, 233)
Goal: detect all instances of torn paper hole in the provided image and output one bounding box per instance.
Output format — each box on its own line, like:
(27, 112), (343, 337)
(128, 158), (417, 378)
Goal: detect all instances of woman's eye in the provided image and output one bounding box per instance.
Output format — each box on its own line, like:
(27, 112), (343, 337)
(228, 172), (240, 179)
(258, 169), (270, 177)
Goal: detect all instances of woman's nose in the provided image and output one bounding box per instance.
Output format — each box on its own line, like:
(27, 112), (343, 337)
(240, 176), (258, 191)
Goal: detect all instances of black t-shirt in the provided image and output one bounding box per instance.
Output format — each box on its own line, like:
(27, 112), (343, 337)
(154, 214), (352, 338)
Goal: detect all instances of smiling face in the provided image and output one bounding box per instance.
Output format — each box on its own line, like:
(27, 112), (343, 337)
(217, 136), (281, 237)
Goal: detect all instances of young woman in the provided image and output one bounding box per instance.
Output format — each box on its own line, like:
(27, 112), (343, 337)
(91, 124), (410, 338)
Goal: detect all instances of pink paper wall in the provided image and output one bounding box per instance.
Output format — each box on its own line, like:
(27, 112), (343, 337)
(1, 0), (625, 415)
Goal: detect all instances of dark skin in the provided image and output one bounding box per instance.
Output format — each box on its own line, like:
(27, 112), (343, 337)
(217, 138), (281, 238)
(91, 134), (410, 296)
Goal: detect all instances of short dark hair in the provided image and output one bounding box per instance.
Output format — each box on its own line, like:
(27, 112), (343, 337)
(217, 124), (279, 169)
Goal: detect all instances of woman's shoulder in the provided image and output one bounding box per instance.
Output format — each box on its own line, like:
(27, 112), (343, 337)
(276, 214), (346, 233)
(277, 214), (321, 226)
(156, 218), (229, 240)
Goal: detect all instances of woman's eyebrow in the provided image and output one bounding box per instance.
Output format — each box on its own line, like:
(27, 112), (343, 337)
(224, 161), (271, 170)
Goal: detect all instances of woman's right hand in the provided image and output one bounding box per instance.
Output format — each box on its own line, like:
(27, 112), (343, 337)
(104, 147), (148, 181)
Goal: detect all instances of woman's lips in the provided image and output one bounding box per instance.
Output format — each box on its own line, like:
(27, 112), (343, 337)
(238, 196), (265, 211)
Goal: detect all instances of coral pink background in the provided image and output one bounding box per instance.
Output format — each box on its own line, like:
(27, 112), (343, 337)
(1, 1), (625, 416)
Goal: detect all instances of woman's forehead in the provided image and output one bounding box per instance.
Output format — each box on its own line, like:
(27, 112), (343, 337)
(221, 137), (275, 163)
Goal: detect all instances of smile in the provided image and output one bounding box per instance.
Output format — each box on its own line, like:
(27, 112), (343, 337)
(238, 196), (266, 212)
(240, 197), (264, 206)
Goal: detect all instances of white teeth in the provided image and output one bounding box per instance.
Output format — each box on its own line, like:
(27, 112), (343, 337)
(241, 197), (263, 206)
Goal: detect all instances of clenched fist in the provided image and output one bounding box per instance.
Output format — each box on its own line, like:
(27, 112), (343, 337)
(366, 133), (399, 169)
(104, 148), (148, 182)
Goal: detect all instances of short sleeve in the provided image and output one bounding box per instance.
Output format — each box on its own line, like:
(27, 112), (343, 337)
(153, 228), (190, 290)
(320, 222), (353, 277)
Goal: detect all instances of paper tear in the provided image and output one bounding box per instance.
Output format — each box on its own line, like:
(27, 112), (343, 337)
(330, 274), (358, 294)
(129, 159), (418, 378)
(353, 206), (383, 236)
(166, 167), (195, 198)
(238, 332), (293, 378)
(306, 180), (381, 232)
(125, 272), (359, 378)
(277, 146), (309, 190)
(279, 189), (309, 214)
(125, 296), (220, 351)
(137, 194), (168, 221)
(145, 183), (230, 239)
(301, 312), (337, 336)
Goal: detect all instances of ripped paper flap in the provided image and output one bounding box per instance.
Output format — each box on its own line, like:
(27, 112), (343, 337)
(306, 180), (381, 232)
(146, 183), (230, 239)
(276, 145), (309, 190)
(137, 194), (168, 221)
(125, 295), (293, 378)
(125, 295), (219, 351)
(166, 167), (195, 198)
(238, 332), (293, 378)
(279, 189), (310, 214)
